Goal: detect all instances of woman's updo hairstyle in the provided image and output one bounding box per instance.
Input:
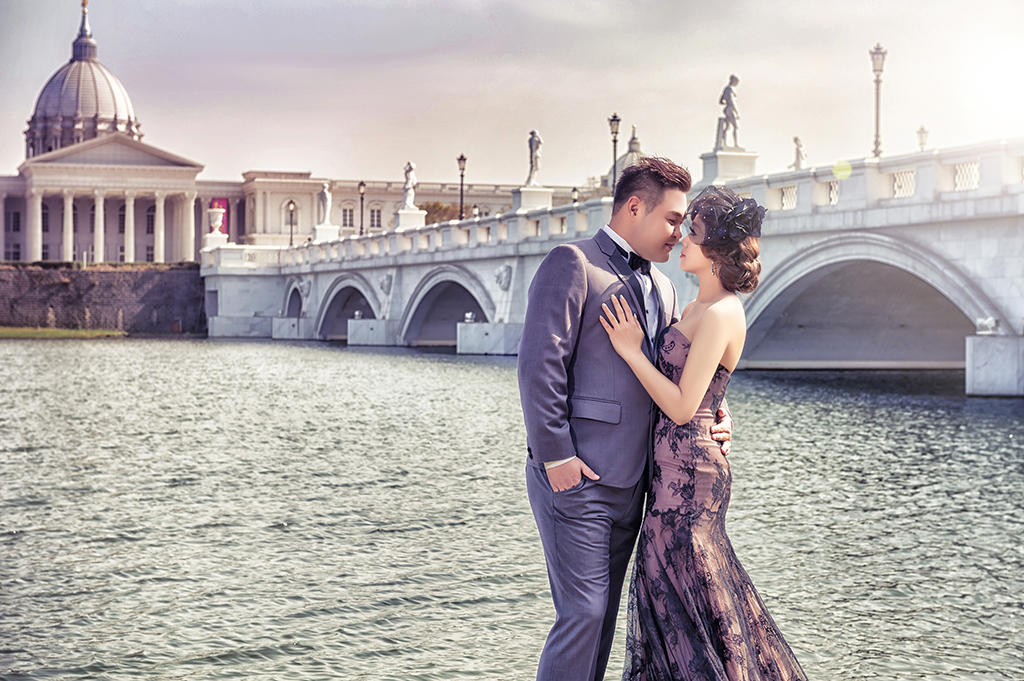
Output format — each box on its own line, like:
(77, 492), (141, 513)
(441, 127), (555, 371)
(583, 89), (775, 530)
(685, 185), (765, 293)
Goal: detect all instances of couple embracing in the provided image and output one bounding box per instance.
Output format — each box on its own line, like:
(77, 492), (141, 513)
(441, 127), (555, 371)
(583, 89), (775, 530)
(518, 157), (807, 681)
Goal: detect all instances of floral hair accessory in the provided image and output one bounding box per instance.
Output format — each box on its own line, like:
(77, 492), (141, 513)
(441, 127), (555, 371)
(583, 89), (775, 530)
(686, 186), (766, 246)
(715, 198), (765, 243)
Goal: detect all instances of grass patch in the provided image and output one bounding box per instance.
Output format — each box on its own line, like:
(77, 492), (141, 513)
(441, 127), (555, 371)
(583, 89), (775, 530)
(0, 327), (127, 339)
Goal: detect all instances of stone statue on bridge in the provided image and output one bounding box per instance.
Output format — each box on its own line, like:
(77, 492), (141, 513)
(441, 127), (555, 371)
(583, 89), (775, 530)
(525, 130), (543, 186)
(402, 161), (418, 209)
(788, 137), (807, 171)
(317, 182), (332, 225)
(715, 75), (741, 150)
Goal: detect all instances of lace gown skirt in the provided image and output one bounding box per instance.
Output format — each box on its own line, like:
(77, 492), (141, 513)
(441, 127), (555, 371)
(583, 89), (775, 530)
(623, 328), (806, 681)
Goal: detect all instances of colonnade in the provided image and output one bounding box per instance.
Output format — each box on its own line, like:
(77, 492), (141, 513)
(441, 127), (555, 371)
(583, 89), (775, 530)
(1, 188), (246, 263)
(6, 187), (202, 263)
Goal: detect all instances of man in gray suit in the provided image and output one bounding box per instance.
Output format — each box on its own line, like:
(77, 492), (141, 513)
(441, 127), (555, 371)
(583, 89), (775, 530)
(519, 157), (732, 681)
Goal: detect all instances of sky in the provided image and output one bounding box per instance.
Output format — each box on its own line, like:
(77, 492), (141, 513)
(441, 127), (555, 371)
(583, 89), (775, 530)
(1, 0), (1022, 186)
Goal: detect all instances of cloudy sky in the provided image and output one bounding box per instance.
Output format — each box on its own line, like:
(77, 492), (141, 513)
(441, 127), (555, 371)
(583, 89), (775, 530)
(1, 0), (1021, 187)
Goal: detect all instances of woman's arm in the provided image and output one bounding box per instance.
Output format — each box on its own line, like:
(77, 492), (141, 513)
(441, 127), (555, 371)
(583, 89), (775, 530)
(600, 295), (729, 426)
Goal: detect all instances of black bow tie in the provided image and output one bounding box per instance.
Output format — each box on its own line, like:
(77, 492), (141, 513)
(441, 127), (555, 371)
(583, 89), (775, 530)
(614, 243), (650, 274)
(628, 251), (651, 275)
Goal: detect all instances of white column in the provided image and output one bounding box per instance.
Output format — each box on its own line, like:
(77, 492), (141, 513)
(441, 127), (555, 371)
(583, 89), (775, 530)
(62, 191), (74, 261)
(181, 190), (197, 262)
(153, 191), (166, 263)
(0, 192), (6, 260)
(229, 198), (239, 240)
(201, 195), (212, 235)
(92, 189), (105, 263)
(27, 188), (43, 262)
(254, 192), (263, 234)
(123, 191), (136, 263)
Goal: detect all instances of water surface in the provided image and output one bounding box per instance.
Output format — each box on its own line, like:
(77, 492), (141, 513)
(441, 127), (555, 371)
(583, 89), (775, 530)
(1, 340), (1022, 680)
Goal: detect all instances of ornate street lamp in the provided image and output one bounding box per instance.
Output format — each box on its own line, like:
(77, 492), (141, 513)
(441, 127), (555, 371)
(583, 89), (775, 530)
(571, 187), (579, 204)
(608, 113), (622, 191)
(917, 125), (929, 151)
(357, 181), (366, 236)
(870, 43), (887, 158)
(286, 200), (296, 246)
(472, 204), (479, 218)
(457, 153), (467, 219)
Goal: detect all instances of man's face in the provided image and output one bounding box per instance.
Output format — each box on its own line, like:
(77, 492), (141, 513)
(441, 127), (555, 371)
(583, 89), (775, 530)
(631, 188), (687, 263)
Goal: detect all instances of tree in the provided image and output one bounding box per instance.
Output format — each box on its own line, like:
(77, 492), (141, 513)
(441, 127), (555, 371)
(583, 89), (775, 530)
(421, 201), (462, 225)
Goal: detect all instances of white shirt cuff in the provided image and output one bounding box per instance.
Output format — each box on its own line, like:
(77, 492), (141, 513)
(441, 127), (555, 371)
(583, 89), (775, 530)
(543, 455), (577, 470)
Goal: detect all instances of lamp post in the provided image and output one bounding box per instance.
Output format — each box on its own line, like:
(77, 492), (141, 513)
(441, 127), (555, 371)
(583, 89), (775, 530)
(286, 200), (296, 246)
(870, 43), (887, 158)
(916, 125), (929, 151)
(571, 187), (579, 204)
(608, 113), (621, 191)
(457, 153), (467, 219)
(357, 181), (366, 236)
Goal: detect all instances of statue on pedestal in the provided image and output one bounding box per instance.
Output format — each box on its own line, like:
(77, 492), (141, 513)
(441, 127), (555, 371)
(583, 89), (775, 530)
(715, 75), (741, 150)
(525, 130), (543, 186)
(402, 162), (418, 209)
(788, 137), (807, 170)
(318, 182), (331, 225)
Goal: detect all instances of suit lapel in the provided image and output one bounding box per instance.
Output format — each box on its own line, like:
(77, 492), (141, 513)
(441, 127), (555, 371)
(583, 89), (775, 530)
(649, 269), (672, 342)
(602, 244), (654, 358)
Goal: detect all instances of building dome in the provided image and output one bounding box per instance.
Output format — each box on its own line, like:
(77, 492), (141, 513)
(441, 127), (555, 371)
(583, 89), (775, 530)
(603, 125), (645, 190)
(24, 3), (142, 158)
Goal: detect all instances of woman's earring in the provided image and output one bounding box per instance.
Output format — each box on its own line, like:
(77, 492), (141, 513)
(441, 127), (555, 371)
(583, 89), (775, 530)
(711, 261), (719, 277)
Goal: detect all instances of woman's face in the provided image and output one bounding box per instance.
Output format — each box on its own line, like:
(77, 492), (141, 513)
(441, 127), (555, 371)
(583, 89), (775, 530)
(679, 214), (713, 274)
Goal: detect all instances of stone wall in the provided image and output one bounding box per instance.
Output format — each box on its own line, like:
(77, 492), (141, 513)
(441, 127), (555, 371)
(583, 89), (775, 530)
(0, 263), (205, 333)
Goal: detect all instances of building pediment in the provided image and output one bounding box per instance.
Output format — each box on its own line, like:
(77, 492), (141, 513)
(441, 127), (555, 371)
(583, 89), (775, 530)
(19, 134), (203, 171)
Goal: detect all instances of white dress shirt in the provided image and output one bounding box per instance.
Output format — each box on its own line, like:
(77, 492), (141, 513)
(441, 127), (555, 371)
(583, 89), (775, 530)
(600, 225), (659, 336)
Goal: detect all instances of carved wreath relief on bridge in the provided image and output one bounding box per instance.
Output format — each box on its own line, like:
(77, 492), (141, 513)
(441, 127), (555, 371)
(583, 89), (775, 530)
(379, 273), (394, 295)
(495, 264), (512, 291)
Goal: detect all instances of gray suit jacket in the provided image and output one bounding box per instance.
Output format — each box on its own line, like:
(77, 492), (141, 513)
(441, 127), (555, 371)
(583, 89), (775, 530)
(518, 229), (678, 488)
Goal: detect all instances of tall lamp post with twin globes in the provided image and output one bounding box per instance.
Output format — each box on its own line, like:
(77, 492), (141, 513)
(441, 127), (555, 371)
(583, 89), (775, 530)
(286, 200), (296, 246)
(870, 43), (887, 158)
(357, 180), (366, 236)
(608, 112), (621, 191)
(457, 154), (467, 219)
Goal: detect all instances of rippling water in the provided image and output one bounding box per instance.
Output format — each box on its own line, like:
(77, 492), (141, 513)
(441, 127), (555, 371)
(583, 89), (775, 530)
(2, 339), (1022, 680)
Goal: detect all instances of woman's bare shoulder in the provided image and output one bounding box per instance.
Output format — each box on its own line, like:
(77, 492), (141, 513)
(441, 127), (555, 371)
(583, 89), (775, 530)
(706, 294), (746, 326)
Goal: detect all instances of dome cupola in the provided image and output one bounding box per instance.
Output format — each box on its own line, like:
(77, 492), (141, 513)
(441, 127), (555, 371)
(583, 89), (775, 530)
(24, 0), (142, 158)
(604, 125), (646, 190)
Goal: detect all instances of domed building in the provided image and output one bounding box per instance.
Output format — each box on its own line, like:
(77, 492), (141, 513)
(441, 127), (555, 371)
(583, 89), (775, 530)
(0, 2), (571, 264)
(602, 125), (646, 191)
(24, 3), (142, 158)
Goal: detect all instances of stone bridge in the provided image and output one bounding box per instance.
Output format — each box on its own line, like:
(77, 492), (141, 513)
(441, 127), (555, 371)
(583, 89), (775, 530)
(201, 139), (1024, 395)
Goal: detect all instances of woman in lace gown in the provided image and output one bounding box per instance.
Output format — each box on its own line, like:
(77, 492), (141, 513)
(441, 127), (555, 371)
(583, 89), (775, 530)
(600, 186), (807, 681)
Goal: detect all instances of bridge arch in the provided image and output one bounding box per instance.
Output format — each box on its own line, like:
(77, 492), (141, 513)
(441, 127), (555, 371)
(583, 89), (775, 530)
(743, 232), (1010, 367)
(400, 265), (495, 347)
(283, 279), (304, 318)
(314, 273), (382, 341)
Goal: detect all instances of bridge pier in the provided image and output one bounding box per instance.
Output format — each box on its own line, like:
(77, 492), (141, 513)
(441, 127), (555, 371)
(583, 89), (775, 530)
(966, 335), (1024, 396)
(456, 322), (522, 355)
(272, 316), (313, 339)
(347, 318), (401, 346)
